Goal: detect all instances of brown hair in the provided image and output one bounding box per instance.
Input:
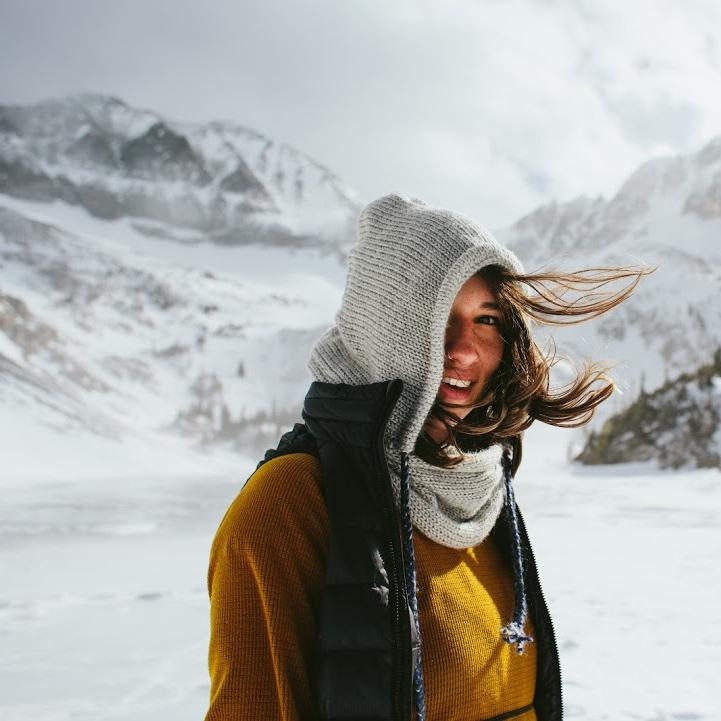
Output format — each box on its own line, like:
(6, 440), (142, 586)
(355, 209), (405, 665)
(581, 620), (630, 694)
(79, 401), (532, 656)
(414, 264), (654, 474)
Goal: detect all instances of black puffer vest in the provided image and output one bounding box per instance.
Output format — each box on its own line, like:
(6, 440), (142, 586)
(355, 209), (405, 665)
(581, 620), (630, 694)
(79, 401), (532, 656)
(260, 380), (563, 721)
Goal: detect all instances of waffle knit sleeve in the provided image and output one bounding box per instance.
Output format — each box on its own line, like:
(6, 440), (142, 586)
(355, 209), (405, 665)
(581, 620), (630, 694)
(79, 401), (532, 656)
(204, 453), (329, 721)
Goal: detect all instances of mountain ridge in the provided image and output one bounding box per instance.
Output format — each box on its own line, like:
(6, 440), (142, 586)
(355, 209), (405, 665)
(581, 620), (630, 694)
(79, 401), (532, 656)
(0, 93), (362, 253)
(2, 94), (721, 472)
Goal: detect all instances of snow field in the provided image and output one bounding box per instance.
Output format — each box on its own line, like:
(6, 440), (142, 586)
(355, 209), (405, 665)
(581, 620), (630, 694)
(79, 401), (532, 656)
(1, 424), (719, 720)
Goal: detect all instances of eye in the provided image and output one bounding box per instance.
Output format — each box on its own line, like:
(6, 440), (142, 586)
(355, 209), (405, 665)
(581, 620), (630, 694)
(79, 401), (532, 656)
(474, 315), (499, 326)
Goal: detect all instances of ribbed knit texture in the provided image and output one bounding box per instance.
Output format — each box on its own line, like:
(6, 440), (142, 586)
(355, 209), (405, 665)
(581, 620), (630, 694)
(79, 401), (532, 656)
(388, 443), (506, 549)
(205, 453), (537, 721)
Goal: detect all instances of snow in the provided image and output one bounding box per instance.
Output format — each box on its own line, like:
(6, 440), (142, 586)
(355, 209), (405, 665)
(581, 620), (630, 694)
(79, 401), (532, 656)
(2, 96), (721, 720)
(520, 426), (720, 720)
(1, 421), (719, 721)
(0, 195), (345, 450)
(499, 184), (721, 406)
(0, 331), (24, 366)
(0, 194), (348, 290)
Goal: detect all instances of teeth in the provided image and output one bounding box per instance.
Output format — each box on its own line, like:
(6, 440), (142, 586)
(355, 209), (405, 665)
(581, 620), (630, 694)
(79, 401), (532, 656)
(443, 376), (472, 388)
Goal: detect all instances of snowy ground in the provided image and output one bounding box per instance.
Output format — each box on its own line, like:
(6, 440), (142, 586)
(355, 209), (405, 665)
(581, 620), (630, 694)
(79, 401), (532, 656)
(1, 423), (719, 721)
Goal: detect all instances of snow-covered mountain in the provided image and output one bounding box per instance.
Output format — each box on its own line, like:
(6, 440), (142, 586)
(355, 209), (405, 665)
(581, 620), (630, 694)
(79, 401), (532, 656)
(0, 193), (345, 477)
(0, 94), (361, 253)
(499, 137), (721, 403)
(576, 349), (721, 469)
(1, 93), (721, 478)
(0, 95), (361, 479)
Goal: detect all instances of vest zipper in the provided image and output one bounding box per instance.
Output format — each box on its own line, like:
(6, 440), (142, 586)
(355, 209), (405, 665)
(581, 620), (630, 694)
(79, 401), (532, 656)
(376, 380), (412, 721)
(516, 508), (563, 721)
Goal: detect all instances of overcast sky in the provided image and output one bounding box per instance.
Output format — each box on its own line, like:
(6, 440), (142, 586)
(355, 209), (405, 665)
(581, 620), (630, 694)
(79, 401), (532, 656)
(2, 0), (721, 227)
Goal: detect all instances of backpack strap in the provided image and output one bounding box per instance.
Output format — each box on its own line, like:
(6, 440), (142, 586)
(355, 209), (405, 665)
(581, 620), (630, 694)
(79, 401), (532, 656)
(256, 422), (319, 469)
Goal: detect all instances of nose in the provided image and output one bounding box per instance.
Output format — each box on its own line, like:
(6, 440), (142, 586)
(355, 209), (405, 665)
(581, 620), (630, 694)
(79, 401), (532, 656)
(444, 321), (477, 366)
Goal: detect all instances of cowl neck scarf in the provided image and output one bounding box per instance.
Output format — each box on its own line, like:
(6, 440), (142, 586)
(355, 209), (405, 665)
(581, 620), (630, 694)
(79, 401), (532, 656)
(385, 442), (506, 549)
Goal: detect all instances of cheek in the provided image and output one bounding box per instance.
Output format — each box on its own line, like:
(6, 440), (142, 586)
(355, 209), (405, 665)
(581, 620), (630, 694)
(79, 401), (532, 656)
(481, 334), (504, 372)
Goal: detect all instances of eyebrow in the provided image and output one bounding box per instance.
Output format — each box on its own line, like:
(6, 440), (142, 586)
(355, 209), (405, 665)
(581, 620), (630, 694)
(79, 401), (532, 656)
(479, 301), (500, 310)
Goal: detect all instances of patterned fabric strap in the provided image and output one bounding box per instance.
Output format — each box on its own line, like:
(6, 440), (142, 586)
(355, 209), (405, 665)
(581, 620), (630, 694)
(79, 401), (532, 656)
(499, 446), (534, 654)
(400, 451), (426, 721)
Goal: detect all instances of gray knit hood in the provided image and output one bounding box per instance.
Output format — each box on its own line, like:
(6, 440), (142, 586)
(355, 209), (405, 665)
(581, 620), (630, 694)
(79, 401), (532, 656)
(308, 193), (524, 452)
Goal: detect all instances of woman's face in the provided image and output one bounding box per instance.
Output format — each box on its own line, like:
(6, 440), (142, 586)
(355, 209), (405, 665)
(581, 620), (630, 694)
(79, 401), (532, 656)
(422, 273), (505, 442)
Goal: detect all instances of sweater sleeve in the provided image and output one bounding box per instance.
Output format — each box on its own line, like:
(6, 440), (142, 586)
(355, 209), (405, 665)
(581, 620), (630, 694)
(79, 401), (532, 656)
(204, 453), (329, 721)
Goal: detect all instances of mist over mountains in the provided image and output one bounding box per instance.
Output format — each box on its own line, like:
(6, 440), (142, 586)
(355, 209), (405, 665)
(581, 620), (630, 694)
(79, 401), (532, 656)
(1, 94), (720, 475)
(0, 94), (361, 252)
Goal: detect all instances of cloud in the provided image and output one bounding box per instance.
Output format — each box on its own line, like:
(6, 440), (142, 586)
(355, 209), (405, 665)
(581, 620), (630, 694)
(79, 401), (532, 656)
(1, 0), (720, 227)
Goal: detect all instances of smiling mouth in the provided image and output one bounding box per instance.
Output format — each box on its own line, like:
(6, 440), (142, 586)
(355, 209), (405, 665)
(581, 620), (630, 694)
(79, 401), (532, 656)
(439, 377), (476, 401)
(441, 376), (474, 388)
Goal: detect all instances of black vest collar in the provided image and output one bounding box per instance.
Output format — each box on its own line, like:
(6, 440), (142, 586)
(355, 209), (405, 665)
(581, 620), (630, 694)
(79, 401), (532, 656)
(302, 379), (403, 449)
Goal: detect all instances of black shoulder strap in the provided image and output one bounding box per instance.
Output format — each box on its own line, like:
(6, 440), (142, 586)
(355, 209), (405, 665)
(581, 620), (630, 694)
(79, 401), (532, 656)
(256, 422), (319, 470)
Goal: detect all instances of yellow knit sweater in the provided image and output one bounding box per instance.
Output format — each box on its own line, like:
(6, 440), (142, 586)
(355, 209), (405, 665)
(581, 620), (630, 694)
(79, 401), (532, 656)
(205, 453), (537, 721)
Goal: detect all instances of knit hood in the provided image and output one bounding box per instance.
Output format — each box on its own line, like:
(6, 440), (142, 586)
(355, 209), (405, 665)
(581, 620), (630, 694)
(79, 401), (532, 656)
(308, 193), (524, 452)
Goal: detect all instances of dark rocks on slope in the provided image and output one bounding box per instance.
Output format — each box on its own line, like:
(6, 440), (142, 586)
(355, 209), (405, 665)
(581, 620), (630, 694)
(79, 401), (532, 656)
(576, 348), (721, 470)
(119, 121), (212, 186)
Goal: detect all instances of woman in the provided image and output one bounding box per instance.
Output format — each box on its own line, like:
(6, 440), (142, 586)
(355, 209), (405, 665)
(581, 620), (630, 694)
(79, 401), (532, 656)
(204, 194), (648, 721)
